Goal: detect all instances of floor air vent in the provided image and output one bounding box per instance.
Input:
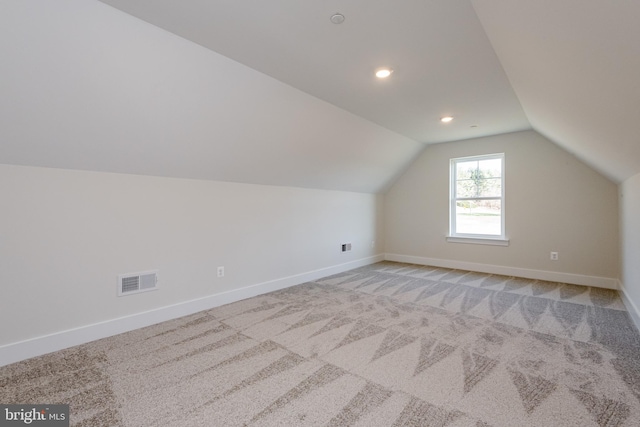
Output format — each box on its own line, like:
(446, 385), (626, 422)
(118, 270), (158, 296)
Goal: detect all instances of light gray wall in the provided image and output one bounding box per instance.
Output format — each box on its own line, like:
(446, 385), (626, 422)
(620, 173), (640, 324)
(0, 164), (383, 347)
(384, 130), (619, 281)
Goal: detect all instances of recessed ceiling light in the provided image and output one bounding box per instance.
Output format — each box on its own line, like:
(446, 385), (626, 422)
(440, 116), (454, 123)
(375, 68), (393, 79)
(330, 13), (345, 24)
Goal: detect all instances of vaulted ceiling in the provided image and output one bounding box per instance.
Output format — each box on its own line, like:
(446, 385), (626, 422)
(98, 0), (530, 144)
(472, 0), (640, 183)
(2, 1), (639, 192)
(97, 0), (640, 183)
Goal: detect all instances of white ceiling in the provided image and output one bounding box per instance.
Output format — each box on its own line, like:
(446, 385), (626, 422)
(472, 0), (640, 183)
(0, 0), (422, 194)
(97, 0), (530, 144)
(2, 0), (638, 192)
(96, 0), (640, 183)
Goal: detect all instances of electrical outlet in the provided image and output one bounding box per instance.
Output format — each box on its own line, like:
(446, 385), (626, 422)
(371, 240), (375, 248)
(217, 266), (225, 277)
(550, 252), (559, 261)
(341, 243), (352, 252)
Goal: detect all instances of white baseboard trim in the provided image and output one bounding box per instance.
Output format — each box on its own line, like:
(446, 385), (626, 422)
(618, 280), (640, 332)
(0, 254), (384, 368)
(384, 253), (618, 290)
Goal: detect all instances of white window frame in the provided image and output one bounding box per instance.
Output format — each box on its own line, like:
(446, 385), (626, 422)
(447, 153), (508, 246)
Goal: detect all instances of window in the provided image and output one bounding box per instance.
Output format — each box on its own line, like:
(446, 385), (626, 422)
(449, 153), (507, 244)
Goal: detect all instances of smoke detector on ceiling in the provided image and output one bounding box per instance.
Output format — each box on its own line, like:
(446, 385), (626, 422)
(330, 13), (345, 24)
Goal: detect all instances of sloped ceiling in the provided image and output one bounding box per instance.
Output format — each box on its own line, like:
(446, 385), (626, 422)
(97, 0), (529, 144)
(471, 0), (640, 183)
(0, 0), (422, 194)
(2, 0), (638, 192)
(96, 0), (640, 183)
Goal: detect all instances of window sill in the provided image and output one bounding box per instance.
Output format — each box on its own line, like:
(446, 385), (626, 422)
(446, 236), (510, 246)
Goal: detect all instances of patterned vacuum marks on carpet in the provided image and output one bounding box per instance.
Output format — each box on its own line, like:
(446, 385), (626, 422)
(1, 262), (639, 426)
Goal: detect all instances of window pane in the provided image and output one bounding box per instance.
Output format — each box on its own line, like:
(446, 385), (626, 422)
(478, 158), (501, 178)
(456, 177), (500, 198)
(477, 177), (501, 197)
(455, 200), (501, 235)
(456, 161), (477, 180)
(455, 159), (501, 198)
(456, 179), (477, 198)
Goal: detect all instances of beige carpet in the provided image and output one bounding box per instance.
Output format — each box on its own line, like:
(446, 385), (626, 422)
(2, 262), (639, 426)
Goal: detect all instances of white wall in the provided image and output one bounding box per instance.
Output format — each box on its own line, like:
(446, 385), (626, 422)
(620, 173), (640, 327)
(0, 164), (383, 353)
(0, 0), (413, 365)
(385, 130), (619, 286)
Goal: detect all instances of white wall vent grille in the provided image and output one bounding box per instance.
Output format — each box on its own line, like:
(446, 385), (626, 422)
(118, 270), (158, 296)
